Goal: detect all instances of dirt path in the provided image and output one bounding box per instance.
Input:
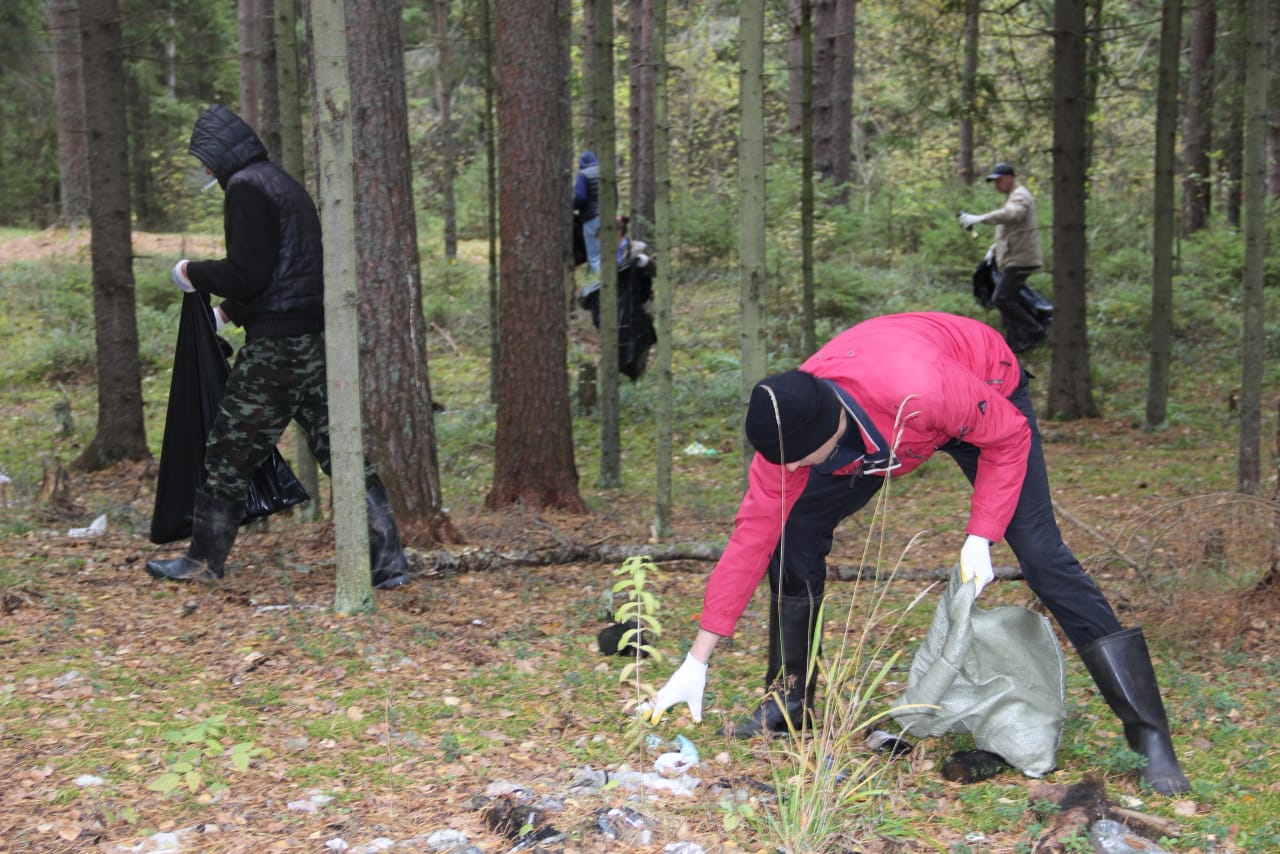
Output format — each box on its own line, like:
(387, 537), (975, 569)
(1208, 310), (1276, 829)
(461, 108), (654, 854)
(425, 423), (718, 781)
(0, 227), (223, 266)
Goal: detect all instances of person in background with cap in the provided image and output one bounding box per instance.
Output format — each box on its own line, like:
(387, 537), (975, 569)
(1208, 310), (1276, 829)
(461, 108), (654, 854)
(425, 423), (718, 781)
(641, 312), (1191, 795)
(146, 104), (411, 591)
(959, 163), (1047, 353)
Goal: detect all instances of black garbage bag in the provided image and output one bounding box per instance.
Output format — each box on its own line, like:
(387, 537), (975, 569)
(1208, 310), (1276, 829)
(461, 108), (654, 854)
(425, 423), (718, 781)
(971, 258), (1054, 327)
(572, 210), (587, 267)
(150, 293), (310, 544)
(576, 260), (657, 380)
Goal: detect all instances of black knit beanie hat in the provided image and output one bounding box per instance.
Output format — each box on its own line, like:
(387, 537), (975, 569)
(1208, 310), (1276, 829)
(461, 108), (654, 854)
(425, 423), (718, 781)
(744, 370), (843, 465)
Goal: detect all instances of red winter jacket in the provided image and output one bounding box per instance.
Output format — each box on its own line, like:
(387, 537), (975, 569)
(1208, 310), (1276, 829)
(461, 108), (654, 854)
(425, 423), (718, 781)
(700, 312), (1030, 637)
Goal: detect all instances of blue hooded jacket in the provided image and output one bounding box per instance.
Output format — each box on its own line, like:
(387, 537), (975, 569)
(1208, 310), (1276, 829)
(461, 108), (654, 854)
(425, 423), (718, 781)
(573, 151), (600, 221)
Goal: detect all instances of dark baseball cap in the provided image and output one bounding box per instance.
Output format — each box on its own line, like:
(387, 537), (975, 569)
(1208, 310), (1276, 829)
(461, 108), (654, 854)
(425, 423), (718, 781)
(985, 163), (1015, 181)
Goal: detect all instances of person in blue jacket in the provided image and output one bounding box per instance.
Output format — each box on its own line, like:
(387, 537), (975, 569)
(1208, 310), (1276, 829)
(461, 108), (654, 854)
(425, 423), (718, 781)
(573, 151), (601, 274)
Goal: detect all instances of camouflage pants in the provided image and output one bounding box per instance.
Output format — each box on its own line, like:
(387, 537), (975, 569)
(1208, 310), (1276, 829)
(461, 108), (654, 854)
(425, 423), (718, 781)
(204, 333), (373, 501)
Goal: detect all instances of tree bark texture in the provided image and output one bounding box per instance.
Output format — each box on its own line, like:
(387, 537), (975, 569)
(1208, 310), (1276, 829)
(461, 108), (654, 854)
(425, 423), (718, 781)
(436, 0), (458, 259)
(594, 0), (621, 489)
(487, 0), (586, 513)
(311, 0), (373, 615)
(628, 0), (656, 241)
(1145, 0), (1181, 431)
(1182, 0), (1215, 234)
(76, 0), (150, 470)
(1236, 0), (1269, 492)
(238, 0), (262, 125)
(811, 0), (853, 191)
(344, 0), (457, 542)
(1219, 0), (1246, 227)
(259, 0), (282, 163)
(958, 0), (979, 185)
(739, 0), (767, 482)
(1047, 0), (1098, 420)
(47, 0), (90, 225)
(652, 0), (672, 538)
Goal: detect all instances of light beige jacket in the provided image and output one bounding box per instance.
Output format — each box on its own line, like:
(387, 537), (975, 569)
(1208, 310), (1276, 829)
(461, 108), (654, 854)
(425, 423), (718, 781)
(982, 183), (1043, 270)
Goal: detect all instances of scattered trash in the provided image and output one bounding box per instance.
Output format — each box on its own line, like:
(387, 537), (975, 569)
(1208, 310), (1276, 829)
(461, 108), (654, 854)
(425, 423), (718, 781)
(424, 828), (471, 850)
(597, 620), (650, 657)
(1090, 818), (1172, 854)
(566, 766), (608, 792)
(609, 764), (700, 796)
(52, 670), (83, 688)
(346, 840), (394, 854)
(681, 441), (718, 457)
(866, 729), (913, 756)
(74, 774), (105, 787)
(68, 513), (107, 538)
(286, 791), (333, 813)
(942, 749), (1011, 783)
(595, 806), (658, 845)
(663, 843), (706, 854)
(323, 840), (350, 851)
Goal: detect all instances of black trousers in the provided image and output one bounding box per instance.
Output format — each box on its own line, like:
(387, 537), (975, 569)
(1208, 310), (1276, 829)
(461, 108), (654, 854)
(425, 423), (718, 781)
(766, 371), (1122, 651)
(993, 266), (1046, 349)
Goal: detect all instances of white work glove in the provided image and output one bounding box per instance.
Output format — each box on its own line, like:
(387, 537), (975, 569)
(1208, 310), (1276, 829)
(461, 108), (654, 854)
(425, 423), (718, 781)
(958, 211), (984, 230)
(638, 653), (707, 725)
(984, 245), (995, 264)
(212, 305), (229, 331)
(959, 534), (994, 596)
(171, 260), (195, 293)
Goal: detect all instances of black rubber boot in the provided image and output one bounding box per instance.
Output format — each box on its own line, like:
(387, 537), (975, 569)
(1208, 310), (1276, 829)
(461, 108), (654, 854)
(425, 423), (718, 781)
(1080, 627), (1192, 795)
(146, 490), (240, 582)
(366, 475), (410, 589)
(731, 593), (821, 738)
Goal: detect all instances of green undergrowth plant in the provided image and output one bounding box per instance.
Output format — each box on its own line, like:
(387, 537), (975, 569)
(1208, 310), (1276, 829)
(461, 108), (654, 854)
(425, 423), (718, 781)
(755, 478), (935, 851)
(611, 555), (665, 713)
(147, 714), (270, 797)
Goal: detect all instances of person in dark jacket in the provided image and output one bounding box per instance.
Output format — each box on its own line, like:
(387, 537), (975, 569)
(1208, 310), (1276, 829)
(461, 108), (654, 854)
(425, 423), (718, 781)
(145, 104), (410, 590)
(573, 151), (601, 273)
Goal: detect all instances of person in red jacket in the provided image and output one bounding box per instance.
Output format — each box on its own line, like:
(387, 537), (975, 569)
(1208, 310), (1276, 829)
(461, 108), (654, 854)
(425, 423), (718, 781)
(642, 312), (1190, 795)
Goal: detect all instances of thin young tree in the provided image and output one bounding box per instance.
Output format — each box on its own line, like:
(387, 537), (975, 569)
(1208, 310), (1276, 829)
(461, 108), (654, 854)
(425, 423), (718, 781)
(47, 0), (89, 225)
(594, 0), (621, 489)
(487, 0), (586, 512)
(310, 0), (373, 614)
(479, 0), (499, 405)
(346, 0), (457, 541)
(739, 0), (766, 479)
(239, 0), (263, 125)
(799, 0), (816, 354)
(958, 0), (980, 185)
(76, 0), (150, 470)
(1047, 0), (1098, 420)
(1182, 0), (1215, 234)
(435, 0), (458, 260)
(629, 0), (655, 242)
(1145, 0), (1182, 431)
(1237, 0), (1270, 493)
(652, 0), (672, 538)
(273, 0), (319, 518)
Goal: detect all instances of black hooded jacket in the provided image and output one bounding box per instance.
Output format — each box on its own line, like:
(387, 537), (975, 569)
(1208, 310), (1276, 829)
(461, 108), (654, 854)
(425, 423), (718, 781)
(186, 104), (324, 339)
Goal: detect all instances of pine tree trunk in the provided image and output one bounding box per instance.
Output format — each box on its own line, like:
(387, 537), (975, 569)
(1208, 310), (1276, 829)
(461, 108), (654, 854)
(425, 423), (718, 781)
(1182, 0), (1215, 234)
(487, 0), (586, 513)
(594, 0), (621, 489)
(958, 0), (979, 185)
(76, 0), (150, 470)
(345, 0), (456, 541)
(1237, 0), (1269, 493)
(437, 0), (458, 259)
(739, 0), (767, 482)
(652, 0), (672, 539)
(1047, 0), (1098, 420)
(47, 0), (90, 225)
(628, 0), (656, 241)
(1145, 0), (1181, 431)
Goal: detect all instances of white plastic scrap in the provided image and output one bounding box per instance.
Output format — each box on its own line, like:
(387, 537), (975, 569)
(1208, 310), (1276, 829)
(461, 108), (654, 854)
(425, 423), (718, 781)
(68, 513), (108, 538)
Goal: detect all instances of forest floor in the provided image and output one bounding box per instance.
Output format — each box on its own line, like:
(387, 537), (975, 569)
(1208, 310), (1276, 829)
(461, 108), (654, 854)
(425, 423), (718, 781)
(2, 229), (1280, 852)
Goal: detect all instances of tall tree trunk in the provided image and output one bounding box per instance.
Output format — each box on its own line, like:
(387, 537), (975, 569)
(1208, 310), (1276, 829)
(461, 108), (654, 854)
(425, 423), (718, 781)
(47, 0), (90, 225)
(1237, 0), (1269, 492)
(581, 0), (597, 151)
(259, 0), (281, 162)
(1220, 0), (1246, 227)
(127, 74), (155, 230)
(481, 0), (499, 405)
(1047, 0), (1098, 420)
(958, 0), (979, 185)
(652, 0), (672, 538)
(346, 0), (456, 541)
(310, 0), (373, 615)
(1183, 0), (1215, 234)
(829, 0), (854, 196)
(739, 0), (767, 482)
(275, 0), (320, 519)
(437, 0), (458, 259)
(628, 0), (655, 241)
(239, 0), (262, 124)
(1146, 0), (1182, 431)
(1269, 0), (1280, 196)
(800, 0), (816, 355)
(76, 0), (149, 470)
(487, 0), (586, 512)
(594, 0), (621, 488)
(811, 0), (835, 181)
(787, 0), (803, 133)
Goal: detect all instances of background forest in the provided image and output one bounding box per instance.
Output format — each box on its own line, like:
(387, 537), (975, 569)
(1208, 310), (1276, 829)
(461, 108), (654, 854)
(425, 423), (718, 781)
(1, 0), (1280, 851)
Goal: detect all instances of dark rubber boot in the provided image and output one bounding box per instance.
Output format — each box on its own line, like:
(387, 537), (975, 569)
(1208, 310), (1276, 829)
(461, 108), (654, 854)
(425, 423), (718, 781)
(366, 475), (410, 589)
(1080, 627), (1192, 795)
(146, 490), (240, 582)
(731, 594), (821, 738)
